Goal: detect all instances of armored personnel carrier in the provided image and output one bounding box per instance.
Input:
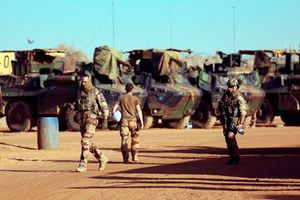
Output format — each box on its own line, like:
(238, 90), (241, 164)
(66, 46), (147, 131)
(184, 51), (265, 128)
(0, 49), (78, 131)
(239, 50), (300, 125)
(125, 48), (201, 129)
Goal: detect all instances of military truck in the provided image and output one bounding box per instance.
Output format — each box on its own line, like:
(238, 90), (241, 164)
(0, 49), (78, 132)
(239, 50), (300, 125)
(184, 51), (265, 128)
(65, 46), (147, 131)
(125, 48), (201, 129)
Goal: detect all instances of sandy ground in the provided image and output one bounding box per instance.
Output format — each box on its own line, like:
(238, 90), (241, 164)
(0, 117), (299, 200)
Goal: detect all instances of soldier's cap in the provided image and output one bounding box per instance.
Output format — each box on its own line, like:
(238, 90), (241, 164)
(227, 78), (239, 87)
(125, 83), (134, 92)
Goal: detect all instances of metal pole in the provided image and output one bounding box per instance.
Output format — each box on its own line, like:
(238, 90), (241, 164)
(169, 1), (173, 48)
(112, 1), (115, 48)
(233, 6), (236, 52)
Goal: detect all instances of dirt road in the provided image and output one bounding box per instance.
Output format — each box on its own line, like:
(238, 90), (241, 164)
(0, 118), (299, 200)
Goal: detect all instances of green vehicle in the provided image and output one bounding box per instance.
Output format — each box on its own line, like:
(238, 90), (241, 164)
(66, 46), (147, 131)
(126, 48), (201, 129)
(239, 50), (300, 125)
(0, 49), (78, 132)
(185, 51), (265, 128)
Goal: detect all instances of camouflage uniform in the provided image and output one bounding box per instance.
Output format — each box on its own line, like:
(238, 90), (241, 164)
(217, 79), (247, 165)
(118, 93), (141, 163)
(76, 84), (109, 172)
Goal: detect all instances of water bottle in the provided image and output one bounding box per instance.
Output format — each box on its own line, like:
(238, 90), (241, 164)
(238, 128), (244, 135)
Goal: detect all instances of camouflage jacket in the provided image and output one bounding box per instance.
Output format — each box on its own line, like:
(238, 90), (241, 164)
(217, 91), (247, 122)
(77, 87), (109, 118)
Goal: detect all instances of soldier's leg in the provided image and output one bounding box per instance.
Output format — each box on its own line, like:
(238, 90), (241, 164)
(129, 121), (140, 162)
(83, 118), (109, 171)
(76, 122), (92, 172)
(225, 131), (240, 164)
(120, 120), (130, 163)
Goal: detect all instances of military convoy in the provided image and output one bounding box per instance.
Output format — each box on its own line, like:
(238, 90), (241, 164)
(184, 51), (265, 128)
(239, 50), (300, 126)
(1, 46), (299, 132)
(126, 48), (201, 129)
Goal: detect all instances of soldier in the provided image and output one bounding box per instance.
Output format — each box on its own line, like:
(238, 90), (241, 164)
(75, 75), (109, 172)
(216, 78), (247, 165)
(112, 83), (144, 163)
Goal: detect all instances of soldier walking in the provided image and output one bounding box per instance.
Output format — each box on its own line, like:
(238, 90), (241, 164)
(75, 75), (109, 172)
(112, 83), (144, 163)
(216, 78), (247, 165)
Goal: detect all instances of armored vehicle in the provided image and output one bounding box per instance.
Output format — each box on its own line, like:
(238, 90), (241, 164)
(185, 51), (265, 128)
(239, 50), (300, 125)
(66, 46), (147, 131)
(0, 49), (78, 132)
(126, 48), (201, 129)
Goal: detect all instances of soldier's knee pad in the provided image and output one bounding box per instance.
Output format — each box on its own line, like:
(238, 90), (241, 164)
(81, 137), (90, 146)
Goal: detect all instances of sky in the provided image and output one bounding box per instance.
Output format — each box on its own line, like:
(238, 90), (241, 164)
(1, 0), (300, 60)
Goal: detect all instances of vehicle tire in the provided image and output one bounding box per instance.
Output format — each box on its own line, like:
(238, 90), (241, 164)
(166, 115), (191, 129)
(243, 116), (252, 129)
(281, 113), (300, 125)
(108, 122), (119, 130)
(256, 99), (275, 125)
(191, 101), (217, 129)
(6, 101), (35, 132)
(143, 115), (154, 129)
(66, 107), (80, 131)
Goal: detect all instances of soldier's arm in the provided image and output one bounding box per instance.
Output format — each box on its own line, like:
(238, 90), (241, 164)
(136, 104), (144, 129)
(238, 96), (247, 125)
(112, 100), (119, 114)
(96, 90), (109, 119)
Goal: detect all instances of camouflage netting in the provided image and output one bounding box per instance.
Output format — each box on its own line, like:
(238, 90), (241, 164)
(143, 49), (183, 76)
(93, 46), (123, 80)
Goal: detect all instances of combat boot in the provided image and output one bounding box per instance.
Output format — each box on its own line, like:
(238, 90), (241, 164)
(76, 163), (87, 172)
(98, 154), (109, 171)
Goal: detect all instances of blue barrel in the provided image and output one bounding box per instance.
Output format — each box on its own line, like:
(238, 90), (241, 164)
(37, 117), (59, 150)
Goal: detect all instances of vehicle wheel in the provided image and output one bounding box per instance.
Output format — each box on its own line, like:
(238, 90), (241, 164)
(281, 113), (300, 125)
(191, 101), (217, 129)
(256, 99), (275, 125)
(66, 107), (80, 131)
(243, 116), (252, 129)
(143, 115), (154, 129)
(166, 115), (191, 129)
(6, 101), (35, 132)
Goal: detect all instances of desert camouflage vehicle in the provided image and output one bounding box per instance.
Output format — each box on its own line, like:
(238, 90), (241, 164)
(184, 51), (264, 128)
(66, 46), (147, 131)
(126, 48), (201, 129)
(0, 49), (78, 132)
(239, 50), (300, 125)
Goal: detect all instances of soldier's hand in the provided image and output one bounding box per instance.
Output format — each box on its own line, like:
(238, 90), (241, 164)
(102, 118), (108, 130)
(68, 103), (75, 110)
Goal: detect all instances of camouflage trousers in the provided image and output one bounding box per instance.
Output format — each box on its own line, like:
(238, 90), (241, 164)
(224, 130), (239, 160)
(79, 113), (102, 165)
(120, 119), (140, 162)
